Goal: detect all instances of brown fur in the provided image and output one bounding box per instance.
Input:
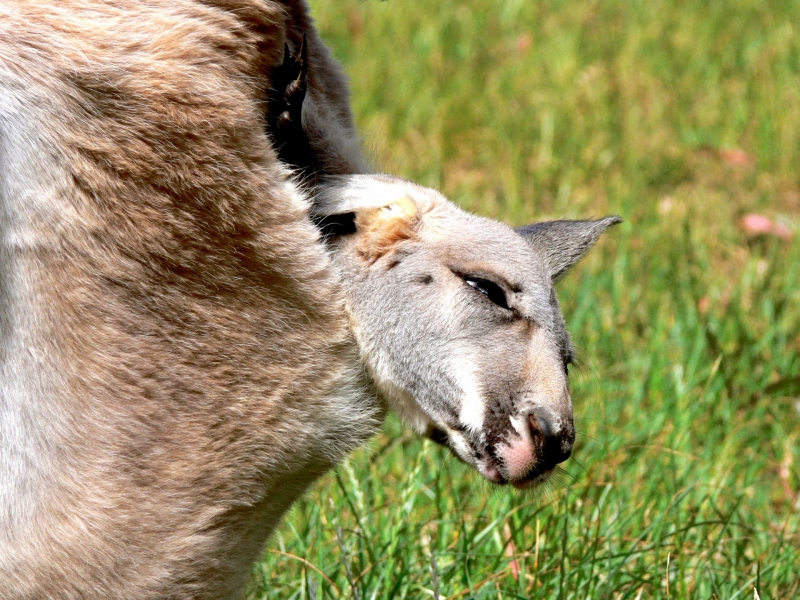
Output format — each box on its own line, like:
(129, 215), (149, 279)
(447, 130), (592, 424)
(355, 198), (420, 264)
(0, 1), (379, 598)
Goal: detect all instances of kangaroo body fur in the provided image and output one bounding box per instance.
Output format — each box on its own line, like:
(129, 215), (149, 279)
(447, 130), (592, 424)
(0, 1), (619, 598)
(1, 1), (375, 598)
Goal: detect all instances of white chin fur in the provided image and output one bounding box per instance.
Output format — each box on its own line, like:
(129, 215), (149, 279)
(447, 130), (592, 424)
(450, 354), (485, 435)
(444, 428), (475, 465)
(375, 378), (433, 434)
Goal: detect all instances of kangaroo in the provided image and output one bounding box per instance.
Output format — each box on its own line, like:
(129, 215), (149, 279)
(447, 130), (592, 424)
(269, 36), (620, 489)
(314, 176), (619, 487)
(0, 1), (619, 598)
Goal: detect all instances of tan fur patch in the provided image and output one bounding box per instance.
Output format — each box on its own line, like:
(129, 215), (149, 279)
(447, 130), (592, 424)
(355, 196), (420, 264)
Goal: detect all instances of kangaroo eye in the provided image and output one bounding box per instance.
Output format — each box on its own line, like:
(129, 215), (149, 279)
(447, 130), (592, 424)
(463, 277), (510, 310)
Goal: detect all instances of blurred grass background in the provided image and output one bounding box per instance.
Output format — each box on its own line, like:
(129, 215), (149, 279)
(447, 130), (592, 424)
(250, 0), (800, 597)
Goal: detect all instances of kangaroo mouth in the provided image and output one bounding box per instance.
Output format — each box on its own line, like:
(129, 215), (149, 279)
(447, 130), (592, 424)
(508, 466), (555, 489)
(480, 453), (554, 489)
(427, 426), (554, 489)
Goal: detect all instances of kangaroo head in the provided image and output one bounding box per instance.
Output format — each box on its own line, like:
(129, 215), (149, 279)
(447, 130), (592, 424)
(314, 174), (620, 489)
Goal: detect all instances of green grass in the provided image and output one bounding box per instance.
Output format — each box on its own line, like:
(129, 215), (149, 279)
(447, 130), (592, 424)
(250, 0), (800, 597)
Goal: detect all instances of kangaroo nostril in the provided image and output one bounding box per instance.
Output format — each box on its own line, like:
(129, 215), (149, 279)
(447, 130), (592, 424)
(532, 412), (554, 439)
(529, 411), (573, 465)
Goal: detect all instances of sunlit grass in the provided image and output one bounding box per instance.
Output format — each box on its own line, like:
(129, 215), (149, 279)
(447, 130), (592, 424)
(250, 0), (800, 597)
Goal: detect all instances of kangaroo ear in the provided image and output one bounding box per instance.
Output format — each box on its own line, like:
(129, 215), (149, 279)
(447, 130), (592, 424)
(311, 175), (422, 262)
(351, 196), (420, 263)
(516, 216), (622, 281)
(311, 195), (418, 239)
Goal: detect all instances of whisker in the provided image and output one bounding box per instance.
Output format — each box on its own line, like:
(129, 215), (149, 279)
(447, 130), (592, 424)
(565, 456), (588, 477)
(574, 431), (601, 443)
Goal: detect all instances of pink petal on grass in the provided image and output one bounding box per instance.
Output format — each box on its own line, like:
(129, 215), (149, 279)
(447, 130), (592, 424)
(740, 213), (793, 241)
(516, 33), (532, 53)
(720, 148), (755, 166)
(771, 221), (793, 241)
(740, 214), (773, 235)
(504, 523), (520, 580)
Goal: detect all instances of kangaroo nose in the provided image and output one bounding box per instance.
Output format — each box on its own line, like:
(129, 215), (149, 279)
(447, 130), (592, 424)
(529, 410), (574, 467)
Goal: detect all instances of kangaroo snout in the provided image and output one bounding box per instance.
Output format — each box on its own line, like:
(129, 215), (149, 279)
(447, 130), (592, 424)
(495, 408), (575, 488)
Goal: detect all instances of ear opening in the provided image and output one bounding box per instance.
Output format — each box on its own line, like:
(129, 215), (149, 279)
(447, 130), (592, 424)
(311, 212), (357, 237)
(309, 175), (425, 261)
(516, 215), (622, 281)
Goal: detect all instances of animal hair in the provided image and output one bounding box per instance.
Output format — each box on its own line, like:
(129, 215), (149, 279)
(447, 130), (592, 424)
(0, 1), (379, 598)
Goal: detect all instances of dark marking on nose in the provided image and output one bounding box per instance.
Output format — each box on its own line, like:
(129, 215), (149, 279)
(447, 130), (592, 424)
(418, 274), (433, 285)
(529, 410), (574, 468)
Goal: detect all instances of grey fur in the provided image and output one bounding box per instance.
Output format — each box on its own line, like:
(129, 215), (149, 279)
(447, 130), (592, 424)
(316, 175), (618, 487)
(516, 216), (623, 281)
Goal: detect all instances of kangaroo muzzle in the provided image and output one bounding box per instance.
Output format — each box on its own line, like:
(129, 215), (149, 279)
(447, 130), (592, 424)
(493, 408), (575, 488)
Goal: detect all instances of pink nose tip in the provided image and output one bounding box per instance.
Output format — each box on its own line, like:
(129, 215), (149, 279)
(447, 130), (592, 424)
(498, 438), (536, 481)
(497, 411), (575, 481)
